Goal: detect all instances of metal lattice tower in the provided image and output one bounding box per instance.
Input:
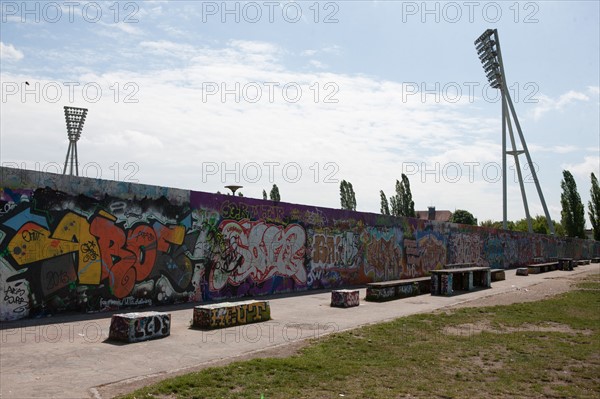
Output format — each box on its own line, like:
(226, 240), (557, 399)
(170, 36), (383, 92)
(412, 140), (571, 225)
(475, 29), (554, 234)
(62, 106), (88, 176)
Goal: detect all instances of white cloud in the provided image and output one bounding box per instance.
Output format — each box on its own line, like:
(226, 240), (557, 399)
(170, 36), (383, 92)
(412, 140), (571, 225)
(95, 21), (144, 38)
(309, 60), (327, 69)
(300, 45), (342, 57)
(562, 156), (600, 180)
(531, 89), (590, 121)
(301, 49), (317, 56)
(228, 40), (280, 55)
(139, 40), (196, 58)
(0, 39), (592, 224)
(587, 86), (600, 96)
(0, 42), (24, 61)
(528, 144), (579, 154)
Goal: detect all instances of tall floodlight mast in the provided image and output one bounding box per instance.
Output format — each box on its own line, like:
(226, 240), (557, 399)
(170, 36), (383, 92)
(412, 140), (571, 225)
(62, 106), (88, 176)
(475, 29), (554, 234)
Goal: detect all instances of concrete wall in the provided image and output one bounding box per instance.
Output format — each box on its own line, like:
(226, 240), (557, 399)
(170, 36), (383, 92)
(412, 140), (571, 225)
(1, 166), (598, 321)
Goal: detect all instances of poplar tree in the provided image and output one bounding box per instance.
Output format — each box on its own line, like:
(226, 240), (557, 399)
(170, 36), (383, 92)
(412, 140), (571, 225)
(588, 172), (600, 240)
(269, 184), (280, 202)
(560, 170), (585, 238)
(340, 180), (357, 211)
(380, 190), (390, 215)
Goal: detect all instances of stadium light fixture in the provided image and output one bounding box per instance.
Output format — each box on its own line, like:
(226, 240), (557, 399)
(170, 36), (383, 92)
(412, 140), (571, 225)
(63, 106), (88, 176)
(475, 29), (554, 235)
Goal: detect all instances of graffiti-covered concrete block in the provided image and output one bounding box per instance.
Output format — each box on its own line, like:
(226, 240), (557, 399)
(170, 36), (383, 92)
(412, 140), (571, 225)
(431, 274), (439, 295)
(527, 265), (542, 274)
(331, 289), (359, 308)
(441, 274), (453, 295)
(491, 269), (505, 281)
(431, 267), (490, 296)
(396, 282), (419, 298)
(109, 311), (171, 343)
(516, 268), (528, 276)
(366, 286), (396, 301)
(193, 300), (270, 329)
(366, 277), (430, 301)
(559, 258), (573, 271)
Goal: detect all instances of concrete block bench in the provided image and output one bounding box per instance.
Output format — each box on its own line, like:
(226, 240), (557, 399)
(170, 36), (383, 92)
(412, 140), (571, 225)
(576, 259), (591, 266)
(444, 263), (477, 270)
(193, 300), (270, 329)
(331, 289), (360, 308)
(109, 311), (171, 343)
(365, 277), (430, 301)
(490, 269), (505, 281)
(558, 258), (574, 271)
(592, 257), (600, 264)
(527, 262), (559, 274)
(431, 267), (491, 296)
(516, 268), (529, 276)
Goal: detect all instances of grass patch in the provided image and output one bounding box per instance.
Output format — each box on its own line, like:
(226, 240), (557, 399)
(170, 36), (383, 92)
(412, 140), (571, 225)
(119, 274), (600, 399)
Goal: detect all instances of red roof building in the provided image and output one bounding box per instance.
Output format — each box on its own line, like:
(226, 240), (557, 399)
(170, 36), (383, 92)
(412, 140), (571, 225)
(416, 206), (453, 222)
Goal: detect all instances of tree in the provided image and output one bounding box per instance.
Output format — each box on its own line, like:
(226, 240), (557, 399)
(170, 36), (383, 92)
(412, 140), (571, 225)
(262, 189), (267, 200)
(554, 221), (566, 237)
(480, 219), (503, 229)
(340, 180), (357, 211)
(560, 170), (585, 238)
(380, 190), (390, 215)
(388, 174), (415, 217)
(398, 174), (415, 217)
(589, 172), (600, 240)
(269, 184), (280, 202)
(389, 194), (399, 216)
(449, 209), (477, 225)
(514, 215), (552, 234)
(481, 217), (562, 235)
(238, 192), (243, 197)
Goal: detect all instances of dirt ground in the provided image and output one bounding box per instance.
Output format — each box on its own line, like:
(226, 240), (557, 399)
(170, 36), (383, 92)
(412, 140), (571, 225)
(97, 268), (599, 399)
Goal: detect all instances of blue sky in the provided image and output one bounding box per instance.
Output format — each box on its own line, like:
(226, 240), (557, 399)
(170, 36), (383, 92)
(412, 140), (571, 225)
(1, 0), (599, 225)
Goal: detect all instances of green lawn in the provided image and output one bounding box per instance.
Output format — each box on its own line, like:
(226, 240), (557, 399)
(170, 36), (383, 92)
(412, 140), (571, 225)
(119, 275), (600, 399)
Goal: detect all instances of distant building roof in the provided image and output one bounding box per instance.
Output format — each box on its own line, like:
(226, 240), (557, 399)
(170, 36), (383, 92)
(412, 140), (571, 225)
(416, 207), (453, 222)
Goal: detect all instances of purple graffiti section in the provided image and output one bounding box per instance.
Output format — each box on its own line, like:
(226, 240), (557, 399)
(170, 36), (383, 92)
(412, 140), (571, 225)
(1, 167), (599, 321)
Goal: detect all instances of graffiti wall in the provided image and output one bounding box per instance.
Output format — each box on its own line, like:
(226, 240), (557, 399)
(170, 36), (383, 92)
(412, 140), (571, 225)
(1, 166), (598, 321)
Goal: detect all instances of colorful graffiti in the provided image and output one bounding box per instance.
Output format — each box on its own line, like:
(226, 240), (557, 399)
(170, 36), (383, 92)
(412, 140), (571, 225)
(417, 230), (447, 271)
(0, 188), (201, 321)
(192, 300), (271, 328)
(311, 231), (359, 269)
(5, 211), (190, 299)
(210, 219), (307, 290)
(449, 233), (485, 266)
(362, 228), (403, 280)
(330, 289), (360, 308)
(108, 311), (171, 343)
(1, 166), (599, 321)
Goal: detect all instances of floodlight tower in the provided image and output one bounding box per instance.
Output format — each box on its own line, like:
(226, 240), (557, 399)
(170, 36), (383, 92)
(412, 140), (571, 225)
(475, 29), (554, 234)
(62, 106), (88, 176)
